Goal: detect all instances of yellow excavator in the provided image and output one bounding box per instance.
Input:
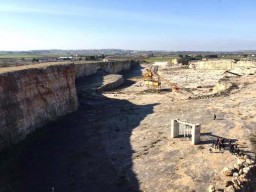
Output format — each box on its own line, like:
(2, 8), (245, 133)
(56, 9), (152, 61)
(143, 68), (161, 90)
(143, 66), (180, 92)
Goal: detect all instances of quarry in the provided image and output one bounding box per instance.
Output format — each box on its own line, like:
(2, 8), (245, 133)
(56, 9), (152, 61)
(0, 59), (256, 192)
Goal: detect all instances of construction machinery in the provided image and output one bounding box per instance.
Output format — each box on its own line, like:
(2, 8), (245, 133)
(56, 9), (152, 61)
(143, 66), (180, 92)
(143, 67), (161, 91)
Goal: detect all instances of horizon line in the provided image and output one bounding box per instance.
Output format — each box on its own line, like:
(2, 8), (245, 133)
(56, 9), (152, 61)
(0, 49), (255, 53)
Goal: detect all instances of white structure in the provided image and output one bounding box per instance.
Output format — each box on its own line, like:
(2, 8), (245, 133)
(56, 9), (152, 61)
(171, 119), (201, 145)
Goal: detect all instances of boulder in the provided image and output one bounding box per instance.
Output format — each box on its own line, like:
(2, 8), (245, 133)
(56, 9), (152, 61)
(233, 163), (241, 170)
(238, 174), (248, 183)
(249, 164), (255, 169)
(233, 172), (239, 177)
(242, 167), (250, 174)
(225, 180), (233, 187)
(243, 155), (249, 160)
(222, 167), (233, 176)
(246, 159), (254, 165)
(233, 184), (241, 191)
(237, 158), (245, 166)
(224, 185), (235, 192)
(208, 185), (215, 192)
(235, 177), (242, 186)
(232, 177), (239, 186)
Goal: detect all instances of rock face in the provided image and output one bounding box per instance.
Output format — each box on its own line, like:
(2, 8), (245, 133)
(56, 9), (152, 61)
(237, 158), (245, 166)
(75, 60), (135, 78)
(237, 61), (256, 67)
(222, 167), (233, 176)
(208, 185), (215, 192)
(224, 185), (235, 192)
(0, 64), (78, 150)
(0, 60), (137, 150)
(189, 60), (235, 70)
(189, 60), (256, 70)
(98, 74), (124, 91)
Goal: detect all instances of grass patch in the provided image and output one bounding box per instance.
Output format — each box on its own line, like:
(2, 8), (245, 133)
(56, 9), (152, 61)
(0, 53), (70, 59)
(0, 54), (43, 59)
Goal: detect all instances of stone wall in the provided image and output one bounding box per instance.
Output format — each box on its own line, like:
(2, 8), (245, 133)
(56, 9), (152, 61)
(0, 64), (78, 150)
(237, 60), (256, 67)
(75, 60), (134, 78)
(0, 60), (137, 150)
(189, 60), (256, 70)
(98, 74), (124, 91)
(189, 60), (235, 70)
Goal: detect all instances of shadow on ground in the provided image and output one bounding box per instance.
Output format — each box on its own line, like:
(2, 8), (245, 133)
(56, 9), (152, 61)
(199, 132), (256, 158)
(0, 65), (155, 192)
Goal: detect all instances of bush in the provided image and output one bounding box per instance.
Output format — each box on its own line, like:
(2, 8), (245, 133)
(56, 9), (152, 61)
(32, 58), (39, 62)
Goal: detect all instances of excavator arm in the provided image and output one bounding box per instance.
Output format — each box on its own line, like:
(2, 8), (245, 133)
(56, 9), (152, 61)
(142, 65), (180, 92)
(155, 74), (180, 92)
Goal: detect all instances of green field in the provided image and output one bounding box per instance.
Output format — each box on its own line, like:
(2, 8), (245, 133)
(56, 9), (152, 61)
(0, 54), (41, 59)
(0, 53), (71, 59)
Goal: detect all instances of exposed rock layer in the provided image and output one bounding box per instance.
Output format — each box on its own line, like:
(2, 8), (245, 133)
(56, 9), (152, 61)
(98, 74), (124, 91)
(75, 60), (133, 78)
(189, 60), (256, 70)
(0, 60), (137, 150)
(0, 64), (78, 150)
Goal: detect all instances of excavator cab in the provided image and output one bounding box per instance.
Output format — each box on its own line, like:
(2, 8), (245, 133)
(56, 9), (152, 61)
(143, 69), (153, 79)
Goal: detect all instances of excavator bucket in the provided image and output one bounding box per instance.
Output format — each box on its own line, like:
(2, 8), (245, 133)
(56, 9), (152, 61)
(172, 87), (177, 92)
(172, 85), (180, 92)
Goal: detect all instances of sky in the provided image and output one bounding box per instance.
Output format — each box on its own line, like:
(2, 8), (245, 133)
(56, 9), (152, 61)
(0, 0), (256, 51)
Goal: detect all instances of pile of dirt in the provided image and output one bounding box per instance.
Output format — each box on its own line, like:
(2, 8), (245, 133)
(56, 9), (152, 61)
(213, 81), (235, 94)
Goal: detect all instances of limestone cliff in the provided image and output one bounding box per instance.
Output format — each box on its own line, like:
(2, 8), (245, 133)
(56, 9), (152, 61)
(98, 74), (124, 91)
(0, 64), (78, 150)
(189, 60), (256, 70)
(189, 60), (235, 70)
(0, 60), (137, 150)
(237, 60), (256, 67)
(75, 60), (135, 78)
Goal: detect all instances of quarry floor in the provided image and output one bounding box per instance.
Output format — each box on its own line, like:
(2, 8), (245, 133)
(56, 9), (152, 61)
(1, 63), (256, 192)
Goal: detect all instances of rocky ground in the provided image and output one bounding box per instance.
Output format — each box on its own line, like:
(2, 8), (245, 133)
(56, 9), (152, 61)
(103, 63), (256, 191)
(0, 62), (255, 192)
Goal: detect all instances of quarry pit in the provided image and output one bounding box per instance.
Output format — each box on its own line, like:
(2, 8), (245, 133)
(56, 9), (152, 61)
(0, 60), (256, 192)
